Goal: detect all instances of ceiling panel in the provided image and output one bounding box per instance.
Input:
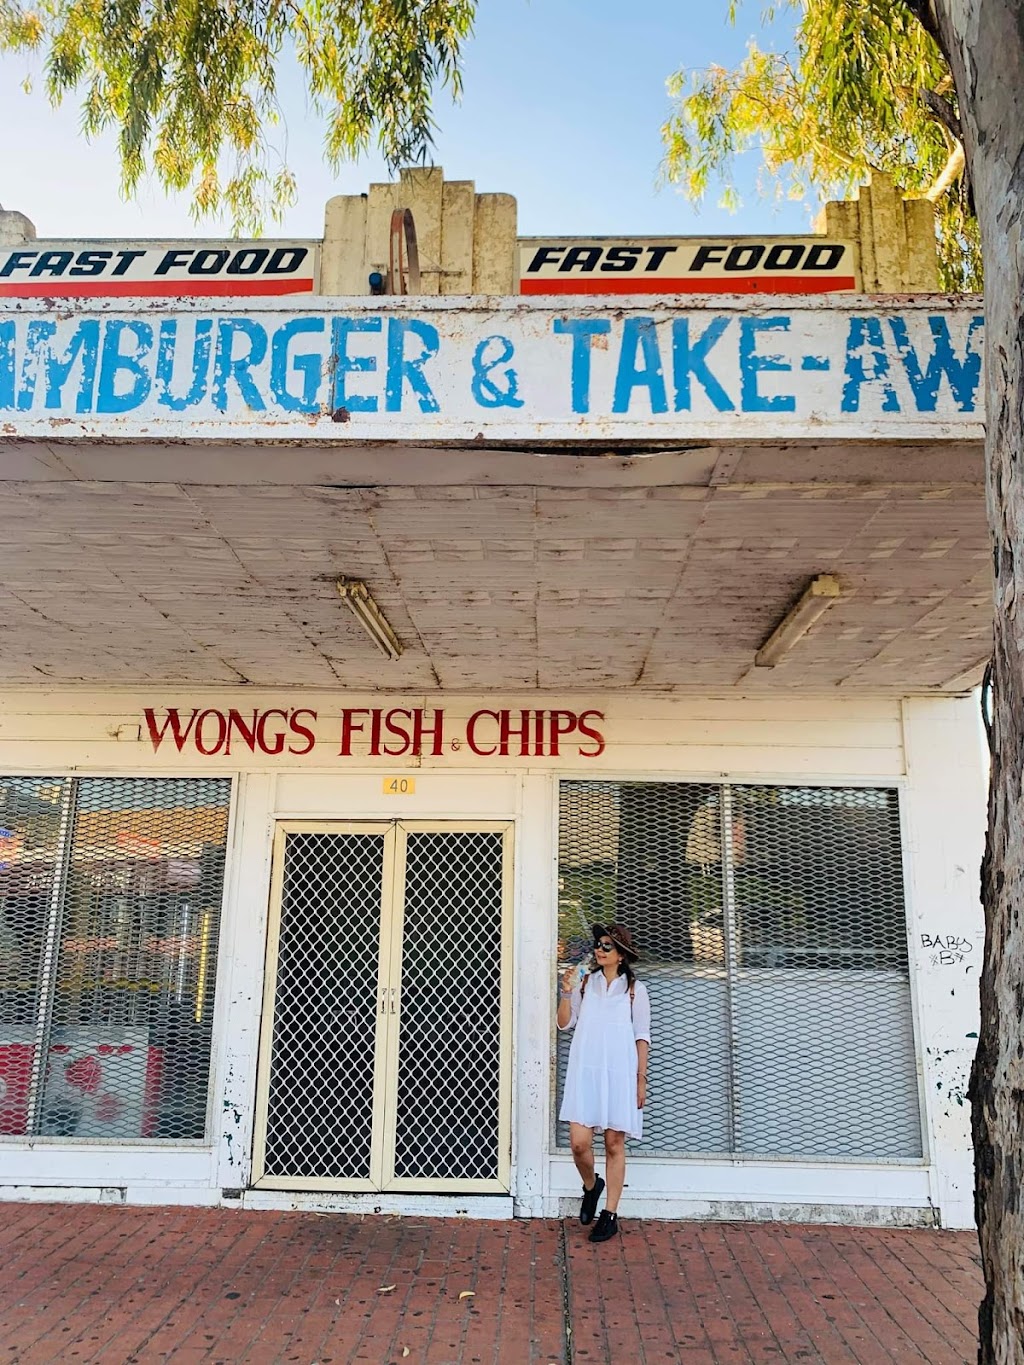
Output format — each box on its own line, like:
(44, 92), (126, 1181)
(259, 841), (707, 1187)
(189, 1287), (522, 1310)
(0, 469), (991, 693)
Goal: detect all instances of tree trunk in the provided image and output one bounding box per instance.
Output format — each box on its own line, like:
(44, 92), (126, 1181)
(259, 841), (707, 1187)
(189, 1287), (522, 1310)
(932, 3), (1024, 1360)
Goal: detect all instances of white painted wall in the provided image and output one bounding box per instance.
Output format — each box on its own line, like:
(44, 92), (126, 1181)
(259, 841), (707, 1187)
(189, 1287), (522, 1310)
(0, 689), (906, 776)
(901, 695), (988, 1229)
(0, 687), (986, 1227)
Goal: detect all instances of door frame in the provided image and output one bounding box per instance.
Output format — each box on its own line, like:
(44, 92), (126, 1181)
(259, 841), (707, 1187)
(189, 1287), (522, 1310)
(250, 819), (514, 1194)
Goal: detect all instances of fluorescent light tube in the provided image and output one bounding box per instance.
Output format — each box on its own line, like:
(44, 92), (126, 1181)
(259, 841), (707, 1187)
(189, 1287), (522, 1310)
(336, 578), (404, 660)
(754, 574), (841, 668)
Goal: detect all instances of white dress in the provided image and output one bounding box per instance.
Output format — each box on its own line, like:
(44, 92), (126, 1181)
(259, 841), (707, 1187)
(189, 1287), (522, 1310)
(558, 972), (652, 1139)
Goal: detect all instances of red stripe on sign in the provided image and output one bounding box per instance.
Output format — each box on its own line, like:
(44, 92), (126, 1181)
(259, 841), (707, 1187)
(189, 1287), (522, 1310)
(519, 275), (858, 295)
(0, 278), (316, 298)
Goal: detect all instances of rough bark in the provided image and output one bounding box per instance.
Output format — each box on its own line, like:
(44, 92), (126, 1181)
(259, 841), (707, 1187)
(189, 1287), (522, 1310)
(927, 2), (1024, 1361)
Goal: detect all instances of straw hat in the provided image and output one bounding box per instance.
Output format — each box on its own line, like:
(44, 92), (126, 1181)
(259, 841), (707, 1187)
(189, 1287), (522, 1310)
(591, 923), (639, 963)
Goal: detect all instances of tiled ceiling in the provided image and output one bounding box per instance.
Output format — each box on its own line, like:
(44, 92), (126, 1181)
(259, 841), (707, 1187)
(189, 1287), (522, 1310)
(0, 475), (991, 693)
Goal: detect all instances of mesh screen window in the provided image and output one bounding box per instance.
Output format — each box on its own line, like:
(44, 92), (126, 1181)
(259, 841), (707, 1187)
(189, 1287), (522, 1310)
(0, 776), (231, 1144)
(557, 780), (923, 1162)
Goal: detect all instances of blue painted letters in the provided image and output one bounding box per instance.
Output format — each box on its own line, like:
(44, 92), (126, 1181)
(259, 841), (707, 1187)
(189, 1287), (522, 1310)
(332, 316), (381, 412)
(887, 315), (983, 412)
(471, 335), (524, 408)
(739, 317), (795, 412)
(553, 318), (612, 413)
(842, 317), (901, 413)
(672, 318), (735, 412)
(0, 307), (983, 424)
(211, 319), (266, 412)
(18, 319), (100, 412)
(96, 321), (154, 414)
(612, 318), (668, 414)
(155, 320), (213, 412)
(386, 319), (440, 413)
(0, 321), (13, 410)
(271, 317), (325, 413)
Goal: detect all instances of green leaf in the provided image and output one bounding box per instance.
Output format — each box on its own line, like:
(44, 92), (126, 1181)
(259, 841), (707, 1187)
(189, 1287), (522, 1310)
(661, 0), (981, 290)
(0, 0), (473, 232)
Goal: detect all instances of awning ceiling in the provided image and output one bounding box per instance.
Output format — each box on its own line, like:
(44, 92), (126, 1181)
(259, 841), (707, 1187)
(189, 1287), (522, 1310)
(0, 441), (989, 694)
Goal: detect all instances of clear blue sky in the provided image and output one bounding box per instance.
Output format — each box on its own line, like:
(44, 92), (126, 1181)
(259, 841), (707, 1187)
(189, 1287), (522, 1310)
(0, 0), (809, 241)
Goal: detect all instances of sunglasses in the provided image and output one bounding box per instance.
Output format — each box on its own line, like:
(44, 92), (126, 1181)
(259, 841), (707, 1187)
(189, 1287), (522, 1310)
(594, 939), (616, 952)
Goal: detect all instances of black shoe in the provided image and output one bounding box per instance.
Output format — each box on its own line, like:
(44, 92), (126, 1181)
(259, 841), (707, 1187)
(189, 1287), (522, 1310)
(588, 1210), (619, 1243)
(579, 1174), (605, 1225)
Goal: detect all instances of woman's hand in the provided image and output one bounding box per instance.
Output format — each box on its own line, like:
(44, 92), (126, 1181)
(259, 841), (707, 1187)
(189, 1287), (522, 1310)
(561, 965), (579, 995)
(637, 1075), (647, 1109)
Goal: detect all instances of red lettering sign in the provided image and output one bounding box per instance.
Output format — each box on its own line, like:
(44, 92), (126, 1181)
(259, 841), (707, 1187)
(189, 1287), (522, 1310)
(145, 707), (321, 756)
(142, 706), (605, 760)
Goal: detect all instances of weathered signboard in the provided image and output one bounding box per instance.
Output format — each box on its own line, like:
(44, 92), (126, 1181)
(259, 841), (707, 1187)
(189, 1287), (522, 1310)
(0, 242), (319, 298)
(519, 237), (858, 295)
(0, 297), (983, 442)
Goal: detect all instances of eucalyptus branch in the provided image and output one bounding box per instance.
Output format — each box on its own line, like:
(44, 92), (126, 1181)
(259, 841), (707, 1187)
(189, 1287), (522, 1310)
(922, 86), (963, 143)
(924, 141), (965, 200)
(921, 85), (973, 212)
(903, 0), (947, 59)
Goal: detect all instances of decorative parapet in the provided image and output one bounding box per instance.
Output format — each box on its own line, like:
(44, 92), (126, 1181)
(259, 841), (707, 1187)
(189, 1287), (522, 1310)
(816, 172), (940, 293)
(320, 167), (938, 298)
(0, 208), (35, 247)
(321, 167), (518, 296)
(0, 169), (941, 299)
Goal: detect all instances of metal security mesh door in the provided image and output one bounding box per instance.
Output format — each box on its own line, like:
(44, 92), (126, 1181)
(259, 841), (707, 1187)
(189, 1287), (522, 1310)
(254, 821), (512, 1194)
(557, 781), (922, 1163)
(387, 829), (510, 1190)
(0, 776), (231, 1144)
(254, 828), (389, 1188)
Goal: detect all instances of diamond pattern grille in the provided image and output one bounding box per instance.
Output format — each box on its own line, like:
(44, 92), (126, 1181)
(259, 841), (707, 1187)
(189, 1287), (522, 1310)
(260, 825), (508, 1190)
(263, 833), (384, 1180)
(0, 776), (230, 1142)
(393, 832), (504, 1181)
(557, 781), (922, 1161)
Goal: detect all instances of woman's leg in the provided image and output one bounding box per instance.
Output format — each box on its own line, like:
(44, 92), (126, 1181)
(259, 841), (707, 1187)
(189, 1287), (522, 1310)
(603, 1129), (626, 1212)
(569, 1122), (597, 1188)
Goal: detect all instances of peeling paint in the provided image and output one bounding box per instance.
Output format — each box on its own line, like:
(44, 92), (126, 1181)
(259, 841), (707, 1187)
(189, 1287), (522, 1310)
(0, 296), (985, 444)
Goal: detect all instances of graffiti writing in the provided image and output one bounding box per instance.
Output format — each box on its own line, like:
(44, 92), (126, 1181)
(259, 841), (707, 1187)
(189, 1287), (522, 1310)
(921, 932), (975, 966)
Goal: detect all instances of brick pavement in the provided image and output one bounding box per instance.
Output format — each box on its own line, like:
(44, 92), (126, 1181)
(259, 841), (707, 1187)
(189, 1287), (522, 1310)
(562, 1219), (981, 1365)
(0, 1204), (981, 1364)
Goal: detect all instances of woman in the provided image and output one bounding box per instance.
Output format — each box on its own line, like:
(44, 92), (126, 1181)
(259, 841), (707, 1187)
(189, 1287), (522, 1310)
(556, 923), (651, 1243)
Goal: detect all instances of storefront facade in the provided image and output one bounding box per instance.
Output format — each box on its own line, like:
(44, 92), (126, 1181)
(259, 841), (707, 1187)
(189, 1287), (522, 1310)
(0, 178), (988, 1229)
(0, 692), (986, 1227)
